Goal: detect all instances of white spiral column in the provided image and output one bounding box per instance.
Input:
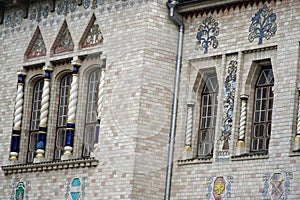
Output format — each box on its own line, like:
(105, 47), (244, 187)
(185, 101), (194, 151)
(294, 89), (300, 151)
(64, 57), (82, 156)
(36, 65), (53, 158)
(236, 95), (248, 147)
(9, 70), (26, 161)
(97, 56), (106, 124)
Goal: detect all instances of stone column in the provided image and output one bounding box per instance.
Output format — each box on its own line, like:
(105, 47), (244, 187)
(294, 88), (300, 151)
(182, 101), (194, 160)
(236, 95), (248, 154)
(9, 70), (26, 161)
(36, 65), (53, 159)
(184, 101), (194, 151)
(97, 56), (106, 125)
(63, 57), (81, 156)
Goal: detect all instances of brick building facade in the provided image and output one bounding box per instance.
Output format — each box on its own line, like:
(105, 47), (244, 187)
(0, 0), (300, 199)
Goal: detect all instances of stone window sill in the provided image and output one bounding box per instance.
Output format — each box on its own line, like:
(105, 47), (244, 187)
(178, 156), (213, 166)
(1, 157), (98, 175)
(231, 151), (269, 161)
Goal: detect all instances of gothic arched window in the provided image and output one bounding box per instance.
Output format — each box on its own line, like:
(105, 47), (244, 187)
(251, 68), (274, 152)
(198, 75), (219, 158)
(27, 79), (43, 163)
(54, 74), (72, 160)
(83, 69), (101, 158)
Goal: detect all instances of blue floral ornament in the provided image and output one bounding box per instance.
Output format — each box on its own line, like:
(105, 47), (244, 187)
(196, 16), (219, 54)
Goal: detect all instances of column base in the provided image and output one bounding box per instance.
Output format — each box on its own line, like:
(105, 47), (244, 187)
(63, 146), (73, 156)
(9, 152), (18, 161)
(236, 140), (245, 147)
(35, 149), (45, 159)
(33, 158), (46, 163)
(235, 146), (247, 155)
(293, 136), (300, 151)
(182, 146), (193, 160)
(61, 155), (75, 160)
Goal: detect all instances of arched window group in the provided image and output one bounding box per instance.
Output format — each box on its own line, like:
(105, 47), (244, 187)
(195, 65), (275, 159)
(20, 64), (103, 163)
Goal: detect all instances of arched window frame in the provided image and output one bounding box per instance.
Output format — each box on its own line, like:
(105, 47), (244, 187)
(251, 67), (274, 152)
(197, 75), (219, 158)
(82, 68), (101, 158)
(54, 73), (72, 160)
(27, 79), (44, 163)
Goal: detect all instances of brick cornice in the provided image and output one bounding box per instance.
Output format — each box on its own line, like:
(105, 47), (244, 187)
(1, 157), (99, 174)
(175, 0), (281, 19)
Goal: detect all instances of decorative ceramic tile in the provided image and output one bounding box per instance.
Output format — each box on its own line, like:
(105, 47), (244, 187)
(25, 27), (47, 59)
(52, 21), (74, 54)
(57, 0), (77, 16)
(11, 181), (29, 200)
(65, 177), (87, 200)
(30, 3), (50, 22)
(262, 172), (293, 200)
(207, 176), (233, 200)
(196, 16), (219, 54)
(220, 54), (237, 153)
(248, 4), (277, 45)
(80, 15), (103, 48)
(5, 11), (23, 28)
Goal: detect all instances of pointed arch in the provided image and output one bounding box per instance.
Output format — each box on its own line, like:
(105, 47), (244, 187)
(79, 13), (103, 49)
(51, 20), (74, 55)
(24, 26), (46, 59)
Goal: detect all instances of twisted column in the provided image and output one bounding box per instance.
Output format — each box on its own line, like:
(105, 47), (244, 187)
(9, 71), (26, 161)
(294, 89), (300, 150)
(64, 57), (81, 156)
(97, 56), (106, 124)
(184, 101), (194, 151)
(36, 66), (53, 158)
(236, 95), (248, 147)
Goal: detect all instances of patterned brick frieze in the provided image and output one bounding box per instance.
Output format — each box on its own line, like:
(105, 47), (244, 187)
(30, 3), (50, 23)
(4, 10), (24, 28)
(57, 0), (78, 16)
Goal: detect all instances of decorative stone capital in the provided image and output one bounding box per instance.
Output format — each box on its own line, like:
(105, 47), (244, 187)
(297, 84), (300, 91)
(17, 70), (26, 77)
(43, 65), (53, 72)
(101, 55), (107, 68)
(71, 56), (82, 67)
(240, 94), (248, 101)
(187, 101), (195, 107)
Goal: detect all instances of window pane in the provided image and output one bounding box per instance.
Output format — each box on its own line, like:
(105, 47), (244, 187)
(260, 111), (265, 122)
